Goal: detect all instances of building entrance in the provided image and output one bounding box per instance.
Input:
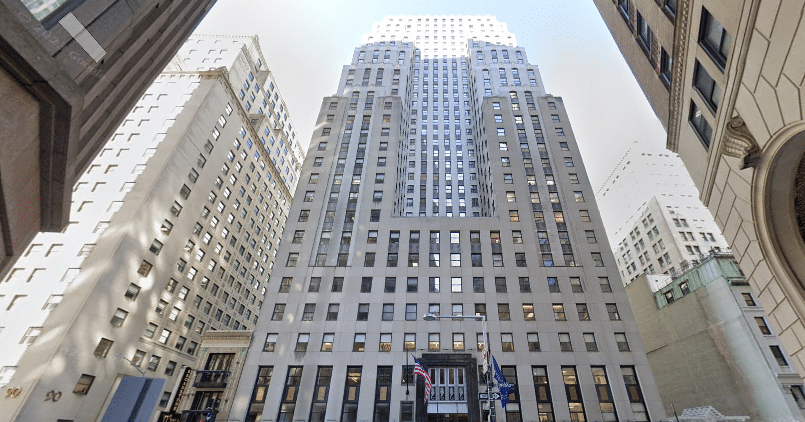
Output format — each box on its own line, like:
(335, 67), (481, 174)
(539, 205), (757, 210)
(415, 354), (481, 422)
(427, 414), (468, 422)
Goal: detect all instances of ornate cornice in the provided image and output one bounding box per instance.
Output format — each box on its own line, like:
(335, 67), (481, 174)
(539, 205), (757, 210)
(721, 115), (760, 169)
(666, 0), (693, 152)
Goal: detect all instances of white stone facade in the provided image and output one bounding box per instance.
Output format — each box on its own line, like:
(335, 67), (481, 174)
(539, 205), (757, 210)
(0, 35), (301, 422)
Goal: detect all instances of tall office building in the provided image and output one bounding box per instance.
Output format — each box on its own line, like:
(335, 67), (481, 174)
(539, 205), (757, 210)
(0, 35), (303, 422)
(0, 0), (218, 281)
(229, 16), (665, 422)
(613, 196), (729, 284)
(597, 145), (718, 246)
(593, 1), (805, 380)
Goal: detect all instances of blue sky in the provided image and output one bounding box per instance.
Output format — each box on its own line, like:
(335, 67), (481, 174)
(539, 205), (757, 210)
(195, 0), (667, 190)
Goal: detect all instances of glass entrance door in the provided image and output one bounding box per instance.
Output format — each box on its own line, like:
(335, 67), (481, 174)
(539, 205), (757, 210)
(427, 414), (468, 422)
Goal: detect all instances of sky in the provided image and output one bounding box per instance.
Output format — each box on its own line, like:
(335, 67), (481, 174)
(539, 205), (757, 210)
(194, 0), (668, 197)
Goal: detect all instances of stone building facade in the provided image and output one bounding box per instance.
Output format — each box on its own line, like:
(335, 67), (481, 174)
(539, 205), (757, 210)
(228, 16), (666, 422)
(0, 35), (302, 422)
(594, 0), (805, 381)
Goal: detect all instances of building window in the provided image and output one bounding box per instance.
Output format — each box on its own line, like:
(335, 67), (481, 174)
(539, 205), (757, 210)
(591, 367), (617, 420)
(309, 367), (332, 421)
(498, 304), (511, 321)
(326, 304), (339, 321)
(93, 338), (113, 358)
(532, 367), (555, 420)
(592, 253), (604, 267)
(519, 277), (531, 293)
(699, 7), (732, 69)
(279, 277), (292, 293)
(332, 277), (344, 292)
(522, 303), (535, 321)
(548, 277), (560, 293)
(615, 333), (631, 351)
(689, 101), (713, 149)
(382, 304), (394, 321)
(637, 12), (652, 58)
(562, 366), (586, 420)
(617, 0), (629, 21)
(357, 304), (369, 321)
(473, 277), (485, 293)
(584, 333), (598, 352)
(606, 303), (621, 320)
(110, 308), (128, 327)
(278, 367), (303, 422)
(693, 61), (722, 111)
(791, 385), (805, 410)
(73, 374), (96, 395)
(771, 345), (789, 367)
(599, 277), (613, 293)
(429, 333), (440, 351)
(263, 333), (278, 352)
(622, 366), (650, 421)
(754, 317), (772, 335)
(340, 367), (362, 422)
(577, 303), (590, 321)
(452, 333), (465, 351)
(361, 277), (373, 293)
(451, 277), (462, 293)
(271, 304), (285, 321)
(495, 277), (508, 293)
(353, 334), (366, 352)
(302, 304), (315, 321)
(553, 303), (566, 321)
(660, 48), (673, 86)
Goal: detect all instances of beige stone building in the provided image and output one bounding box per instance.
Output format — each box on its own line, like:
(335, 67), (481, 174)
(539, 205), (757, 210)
(594, 0), (805, 381)
(626, 253), (805, 420)
(0, 0), (217, 281)
(171, 330), (253, 422)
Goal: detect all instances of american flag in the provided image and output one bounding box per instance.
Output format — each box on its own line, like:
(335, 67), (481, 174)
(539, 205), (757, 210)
(412, 355), (432, 403)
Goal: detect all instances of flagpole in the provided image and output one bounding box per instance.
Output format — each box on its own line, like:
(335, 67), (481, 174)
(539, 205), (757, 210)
(405, 352), (410, 396)
(482, 314), (494, 422)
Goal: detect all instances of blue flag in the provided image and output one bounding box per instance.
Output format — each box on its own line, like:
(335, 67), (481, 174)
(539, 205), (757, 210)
(492, 355), (514, 407)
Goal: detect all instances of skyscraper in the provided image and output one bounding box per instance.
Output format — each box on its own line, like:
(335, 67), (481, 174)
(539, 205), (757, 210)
(0, 0), (218, 281)
(597, 145), (720, 246)
(613, 196), (729, 284)
(230, 16), (665, 422)
(593, 0), (805, 381)
(0, 35), (303, 422)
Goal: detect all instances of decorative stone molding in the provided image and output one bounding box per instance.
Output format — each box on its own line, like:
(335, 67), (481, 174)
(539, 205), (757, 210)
(666, 0), (692, 152)
(721, 116), (761, 169)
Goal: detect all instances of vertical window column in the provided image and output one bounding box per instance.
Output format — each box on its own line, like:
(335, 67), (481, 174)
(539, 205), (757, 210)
(277, 366), (303, 422)
(309, 367), (332, 422)
(532, 367), (555, 421)
(622, 366), (650, 422)
(562, 366), (586, 422)
(592, 366), (617, 421)
(341, 366), (363, 422)
(373, 366), (393, 421)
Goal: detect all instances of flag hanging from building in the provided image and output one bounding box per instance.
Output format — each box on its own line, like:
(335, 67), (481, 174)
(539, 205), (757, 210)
(412, 355), (432, 403)
(492, 355), (514, 407)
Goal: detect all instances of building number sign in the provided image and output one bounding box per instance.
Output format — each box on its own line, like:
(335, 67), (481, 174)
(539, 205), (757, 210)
(45, 390), (62, 401)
